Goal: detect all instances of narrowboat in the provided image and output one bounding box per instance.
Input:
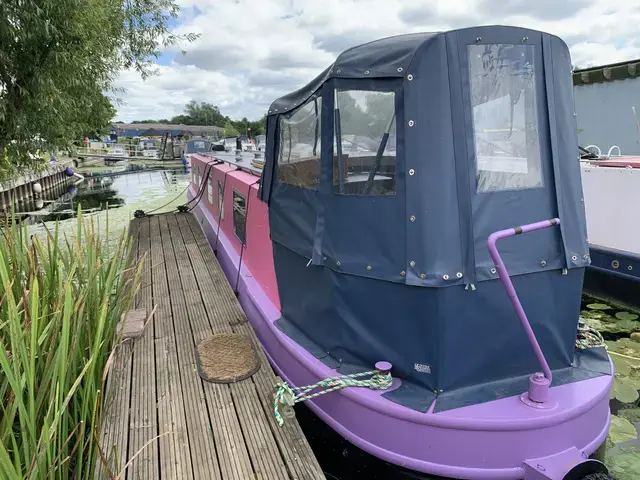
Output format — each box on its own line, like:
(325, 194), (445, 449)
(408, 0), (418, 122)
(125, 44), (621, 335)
(188, 26), (613, 480)
(182, 137), (212, 165)
(579, 147), (640, 309)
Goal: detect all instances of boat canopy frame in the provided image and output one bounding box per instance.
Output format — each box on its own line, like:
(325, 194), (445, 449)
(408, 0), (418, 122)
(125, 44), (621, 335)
(260, 25), (589, 288)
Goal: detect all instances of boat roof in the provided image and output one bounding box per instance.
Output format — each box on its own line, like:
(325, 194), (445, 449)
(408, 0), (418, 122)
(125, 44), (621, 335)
(268, 32), (436, 115)
(268, 26), (567, 115)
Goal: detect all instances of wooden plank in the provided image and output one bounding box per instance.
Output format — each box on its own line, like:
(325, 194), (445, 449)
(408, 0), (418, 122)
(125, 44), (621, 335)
(127, 217), (159, 480)
(101, 212), (323, 480)
(116, 309), (147, 339)
(160, 214), (222, 480)
(175, 213), (289, 479)
(183, 212), (325, 480)
(152, 215), (194, 480)
(166, 213), (256, 480)
(94, 218), (140, 479)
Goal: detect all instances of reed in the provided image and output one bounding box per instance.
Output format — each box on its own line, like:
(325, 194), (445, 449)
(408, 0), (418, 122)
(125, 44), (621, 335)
(0, 205), (143, 479)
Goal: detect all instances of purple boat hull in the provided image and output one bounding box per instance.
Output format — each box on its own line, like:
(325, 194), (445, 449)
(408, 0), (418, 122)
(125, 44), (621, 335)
(190, 196), (612, 480)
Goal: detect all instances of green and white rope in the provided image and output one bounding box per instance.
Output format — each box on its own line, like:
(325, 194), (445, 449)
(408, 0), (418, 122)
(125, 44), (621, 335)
(273, 369), (392, 426)
(575, 318), (606, 350)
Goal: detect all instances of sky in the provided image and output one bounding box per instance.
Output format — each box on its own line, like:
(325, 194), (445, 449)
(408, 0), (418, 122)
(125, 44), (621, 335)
(112, 0), (640, 123)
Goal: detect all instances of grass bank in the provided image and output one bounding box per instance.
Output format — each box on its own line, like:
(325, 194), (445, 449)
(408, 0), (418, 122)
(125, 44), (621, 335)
(0, 207), (143, 479)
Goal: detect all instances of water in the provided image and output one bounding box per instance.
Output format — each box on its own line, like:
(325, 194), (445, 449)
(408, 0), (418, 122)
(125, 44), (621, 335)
(15, 166), (190, 251)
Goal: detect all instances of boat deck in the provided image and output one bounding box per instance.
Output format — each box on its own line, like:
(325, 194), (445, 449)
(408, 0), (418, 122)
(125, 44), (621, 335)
(95, 212), (324, 480)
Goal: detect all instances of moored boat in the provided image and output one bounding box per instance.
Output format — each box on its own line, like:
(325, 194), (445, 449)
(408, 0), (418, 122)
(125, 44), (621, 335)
(579, 147), (640, 309)
(189, 26), (613, 480)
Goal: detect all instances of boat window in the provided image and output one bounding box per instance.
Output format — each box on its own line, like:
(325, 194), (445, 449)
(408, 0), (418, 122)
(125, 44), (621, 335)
(233, 190), (247, 245)
(276, 93), (322, 189)
(218, 179), (224, 220)
(468, 44), (543, 193)
(332, 89), (396, 196)
(207, 177), (213, 204)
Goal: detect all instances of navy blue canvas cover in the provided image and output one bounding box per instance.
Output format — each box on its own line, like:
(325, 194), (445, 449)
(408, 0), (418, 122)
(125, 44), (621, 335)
(259, 26), (605, 411)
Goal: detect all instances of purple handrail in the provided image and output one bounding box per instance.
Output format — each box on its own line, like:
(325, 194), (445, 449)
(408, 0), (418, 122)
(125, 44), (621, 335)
(487, 218), (560, 384)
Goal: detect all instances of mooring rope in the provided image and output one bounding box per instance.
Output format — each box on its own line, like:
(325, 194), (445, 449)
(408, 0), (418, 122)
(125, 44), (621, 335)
(273, 369), (393, 426)
(575, 318), (606, 350)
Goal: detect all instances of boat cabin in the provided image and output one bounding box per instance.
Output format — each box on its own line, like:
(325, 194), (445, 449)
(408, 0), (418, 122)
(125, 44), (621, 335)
(255, 26), (606, 412)
(185, 138), (212, 155)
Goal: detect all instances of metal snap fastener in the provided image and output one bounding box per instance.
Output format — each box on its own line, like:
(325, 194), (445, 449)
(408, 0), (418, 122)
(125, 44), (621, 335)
(366, 265), (372, 271)
(364, 70), (370, 74)
(400, 271), (406, 276)
(490, 268), (497, 274)
(336, 261), (341, 266)
(407, 74), (413, 81)
(408, 120), (415, 127)
(443, 274), (449, 280)
(397, 67), (403, 72)
(409, 215), (415, 222)
(420, 273), (426, 279)
(409, 169), (415, 175)
(410, 261), (415, 267)
(612, 260), (619, 269)
(456, 272), (463, 278)
(571, 255), (577, 261)
(540, 260), (546, 267)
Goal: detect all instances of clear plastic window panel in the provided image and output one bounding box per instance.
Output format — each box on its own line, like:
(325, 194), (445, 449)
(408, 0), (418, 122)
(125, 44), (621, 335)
(217, 179), (224, 220)
(333, 89), (396, 196)
(207, 178), (213, 204)
(468, 44), (543, 192)
(233, 190), (247, 245)
(277, 94), (322, 189)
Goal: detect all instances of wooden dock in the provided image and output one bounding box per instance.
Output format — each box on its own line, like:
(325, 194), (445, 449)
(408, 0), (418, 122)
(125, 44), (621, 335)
(96, 212), (325, 480)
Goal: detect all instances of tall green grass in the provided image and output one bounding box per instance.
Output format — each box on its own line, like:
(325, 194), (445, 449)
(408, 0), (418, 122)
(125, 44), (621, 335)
(0, 206), (143, 479)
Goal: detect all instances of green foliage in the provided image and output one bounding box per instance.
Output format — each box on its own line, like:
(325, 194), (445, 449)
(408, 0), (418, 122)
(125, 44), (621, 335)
(0, 0), (197, 180)
(0, 207), (142, 479)
(223, 121), (240, 137)
(134, 102), (268, 137)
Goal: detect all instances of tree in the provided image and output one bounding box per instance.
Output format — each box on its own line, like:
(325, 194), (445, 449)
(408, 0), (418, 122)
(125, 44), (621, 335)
(184, 101), (227, 126)
(223, 121), (240, 137)
(0, 0), (198, 179)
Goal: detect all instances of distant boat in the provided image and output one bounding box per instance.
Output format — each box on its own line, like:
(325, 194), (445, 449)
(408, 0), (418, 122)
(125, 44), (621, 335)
(183, 138), (212, 165)
(580, 145), (640, 307)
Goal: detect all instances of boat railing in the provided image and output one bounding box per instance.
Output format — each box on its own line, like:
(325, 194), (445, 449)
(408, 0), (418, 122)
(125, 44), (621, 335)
(487, 218), (561, 406)
(584, 144), (602, 157)
(607, 145), (622, 156)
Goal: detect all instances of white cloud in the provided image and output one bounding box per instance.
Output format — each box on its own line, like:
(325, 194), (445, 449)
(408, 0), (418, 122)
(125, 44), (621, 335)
(113, 0), (640, 122)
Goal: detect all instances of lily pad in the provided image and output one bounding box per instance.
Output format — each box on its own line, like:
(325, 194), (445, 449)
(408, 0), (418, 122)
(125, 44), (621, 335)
(619, 408), (640, 424)
(587, 303), (613, 311)
(617, 311), (640, 321)
(615, 378), (640, 404)
(606, 445), (640, 480)
(609, 415), (638, 444)
(608, 339), (640, 358)
(582, 310), (617, 322)
(613, 355), (632, 376)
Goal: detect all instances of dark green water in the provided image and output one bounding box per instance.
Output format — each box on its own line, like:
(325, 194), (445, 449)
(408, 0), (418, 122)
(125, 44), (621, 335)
(16, 166), (190, 250)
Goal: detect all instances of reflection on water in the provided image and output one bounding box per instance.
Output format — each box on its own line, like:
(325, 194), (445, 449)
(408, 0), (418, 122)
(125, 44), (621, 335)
(17, 167), (190, 250)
